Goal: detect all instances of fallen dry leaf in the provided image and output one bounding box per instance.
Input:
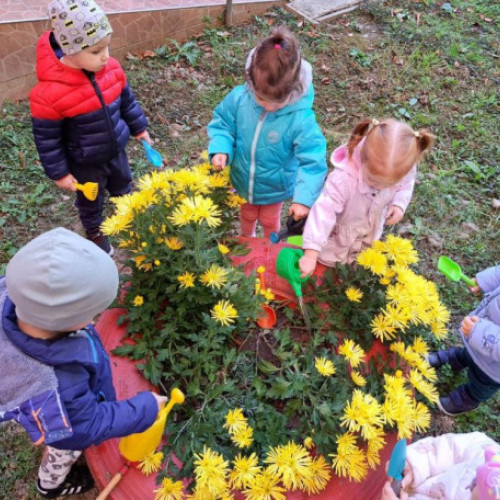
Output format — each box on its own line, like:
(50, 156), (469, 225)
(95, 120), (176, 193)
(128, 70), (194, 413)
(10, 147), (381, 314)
(140, 50), (156, 59)
(18, 150), (25, 170)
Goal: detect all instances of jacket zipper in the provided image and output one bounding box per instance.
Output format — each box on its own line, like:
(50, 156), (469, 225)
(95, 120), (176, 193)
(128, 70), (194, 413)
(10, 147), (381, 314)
(84, 70), (117, 157)
(248, 111), (267, 203)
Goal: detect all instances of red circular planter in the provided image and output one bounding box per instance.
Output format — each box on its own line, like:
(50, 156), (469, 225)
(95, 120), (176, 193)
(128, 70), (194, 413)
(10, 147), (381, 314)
(86, 238), (397, 499)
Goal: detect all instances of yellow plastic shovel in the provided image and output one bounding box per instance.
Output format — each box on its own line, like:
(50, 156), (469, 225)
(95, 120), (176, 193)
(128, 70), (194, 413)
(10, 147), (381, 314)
(96, 388), (185, 500)
(74, 181), (99, 201)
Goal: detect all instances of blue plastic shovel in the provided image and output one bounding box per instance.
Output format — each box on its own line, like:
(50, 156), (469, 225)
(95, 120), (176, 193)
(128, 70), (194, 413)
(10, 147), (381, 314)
(141, 139), (163, 167)
(388, 438), (407, 496)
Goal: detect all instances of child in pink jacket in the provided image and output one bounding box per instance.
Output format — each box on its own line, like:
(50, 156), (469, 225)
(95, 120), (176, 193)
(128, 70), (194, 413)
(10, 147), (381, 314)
(300, 118), (435, 276)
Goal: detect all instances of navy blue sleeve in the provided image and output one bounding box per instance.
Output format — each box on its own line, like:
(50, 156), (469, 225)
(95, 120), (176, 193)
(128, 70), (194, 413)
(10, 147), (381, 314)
(120, 83), (148, 137)
(52, 370), (159, 450)
(31, 117), (70, 180)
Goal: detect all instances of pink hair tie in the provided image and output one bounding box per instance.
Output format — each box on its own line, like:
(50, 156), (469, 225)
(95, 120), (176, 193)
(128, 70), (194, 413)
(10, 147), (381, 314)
(274, 44), (281, 50)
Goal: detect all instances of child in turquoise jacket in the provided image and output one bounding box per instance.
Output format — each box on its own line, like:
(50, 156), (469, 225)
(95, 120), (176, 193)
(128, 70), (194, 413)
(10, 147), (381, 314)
(208, 26), (327, 238)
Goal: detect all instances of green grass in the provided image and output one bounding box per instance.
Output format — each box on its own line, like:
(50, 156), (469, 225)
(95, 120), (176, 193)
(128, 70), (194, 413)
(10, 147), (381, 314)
(0, 0), (499, 496)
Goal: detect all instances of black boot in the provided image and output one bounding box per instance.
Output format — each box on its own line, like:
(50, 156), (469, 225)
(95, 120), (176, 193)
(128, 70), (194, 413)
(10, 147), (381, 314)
(37, 464), (94, 498)
(437, 385), (479, 416)
(86, 229), (114, 256)
(426, 347), (466, 372)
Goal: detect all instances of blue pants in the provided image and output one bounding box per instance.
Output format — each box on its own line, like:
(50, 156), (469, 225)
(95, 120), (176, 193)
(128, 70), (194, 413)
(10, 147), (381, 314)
(72, 149), (132, 232)
(456, 347), (500, 401)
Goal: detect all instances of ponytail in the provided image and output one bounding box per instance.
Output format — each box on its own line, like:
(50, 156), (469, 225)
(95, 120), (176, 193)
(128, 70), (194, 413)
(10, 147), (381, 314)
(414, 129), (436, 160)
(247, 25), (302, 102)
(347, 118), (381, 157)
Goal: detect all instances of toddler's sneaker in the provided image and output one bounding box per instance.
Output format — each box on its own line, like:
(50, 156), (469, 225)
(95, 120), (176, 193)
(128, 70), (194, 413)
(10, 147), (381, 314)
(86, 229), (114, 256)
(437, 385), (479, 416)
(37, 464), (94, 498)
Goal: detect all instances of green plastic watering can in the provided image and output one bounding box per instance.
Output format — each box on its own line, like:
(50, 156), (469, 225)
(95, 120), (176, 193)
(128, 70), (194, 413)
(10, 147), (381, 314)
(438, 256), (476, 287)
(276, 247), (309, 298)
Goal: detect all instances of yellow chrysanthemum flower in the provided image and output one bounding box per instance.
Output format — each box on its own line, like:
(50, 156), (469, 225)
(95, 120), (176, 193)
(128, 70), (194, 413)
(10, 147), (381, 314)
(264, 442), (313, 490)
(356, 248), (388, 276)
(303, 437), (315, 450)
(340, 390), (385, 440)
(133, 295), (144, 307)
(139, 451), (164, 476)
(210, 300), (238, 326)
(371, 313), (397, 342)
(243, 469), (286, 500)
(231, 424), (254, 448)
(134, 254), (153, 272)
(351, 371), (367, 387)
(200, 264), (229, 289)
(330, 445), (369, 482)
(189, 195), (222, 227)
(193, 446), (229, 497)
(165, 237), (184, 250)
(338, 339), (366, 368)
(230, 453), (261, 490)
(314, 357), (336, 377)
(366, 429), (386, 468)
(336, 432), (357, 455)
(345, 286), (363, 302)
(383, 235), (419, 266)
(412, 337), (429, 355)
(302, 455), (331, 495)
(169, 203), (195, 227)
(171, 169), (210, 195)
(209, 172), (230, 188)
(154, 477), (184, 500)
(101, 212), (133, 236)
(218, 243), (230, 255)
(409, 369), (439, 403)
(223, 408), (247, 434)
(226, 191), (247, 208)
(178, 272), (196, 289)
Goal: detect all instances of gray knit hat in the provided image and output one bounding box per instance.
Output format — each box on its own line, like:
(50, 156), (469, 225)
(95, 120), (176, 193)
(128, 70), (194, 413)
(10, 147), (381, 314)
(48, 0), (113, 55)
(6, 228), (118, 331)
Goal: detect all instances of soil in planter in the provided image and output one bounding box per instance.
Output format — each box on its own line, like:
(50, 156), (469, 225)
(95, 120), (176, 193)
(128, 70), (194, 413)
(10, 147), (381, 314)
(233, 303), (312, 365)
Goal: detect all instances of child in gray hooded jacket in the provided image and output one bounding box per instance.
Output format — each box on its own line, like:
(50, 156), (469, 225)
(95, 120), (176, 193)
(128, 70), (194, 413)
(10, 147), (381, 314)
(428, 264), (500, 416)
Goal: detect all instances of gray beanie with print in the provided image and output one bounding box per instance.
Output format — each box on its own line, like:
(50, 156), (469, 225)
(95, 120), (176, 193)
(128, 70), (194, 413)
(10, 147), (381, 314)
(48, 0), (113, 55)
(6, 227), (118, 331)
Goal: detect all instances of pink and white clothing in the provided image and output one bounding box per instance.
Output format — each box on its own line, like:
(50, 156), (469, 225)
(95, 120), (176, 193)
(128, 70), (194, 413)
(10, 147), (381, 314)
(402, 432), (499, 499)
(302, 143), (416, 265)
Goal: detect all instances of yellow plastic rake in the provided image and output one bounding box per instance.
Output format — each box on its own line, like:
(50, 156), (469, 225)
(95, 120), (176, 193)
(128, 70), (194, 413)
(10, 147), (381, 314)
(74, 182), (99, 201)
(96, 388), (185, 500)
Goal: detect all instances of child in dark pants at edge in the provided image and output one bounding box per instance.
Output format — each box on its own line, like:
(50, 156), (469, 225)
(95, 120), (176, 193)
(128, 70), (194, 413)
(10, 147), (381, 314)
(29, 0), (154, 255)
(0, 228), (167, 498)
(427, 265), (500, 416)
(208, 26), (327, 238)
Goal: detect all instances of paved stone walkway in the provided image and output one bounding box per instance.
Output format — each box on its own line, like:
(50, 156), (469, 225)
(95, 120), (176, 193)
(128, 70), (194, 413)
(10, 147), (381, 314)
(288, 0), (364, 23)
